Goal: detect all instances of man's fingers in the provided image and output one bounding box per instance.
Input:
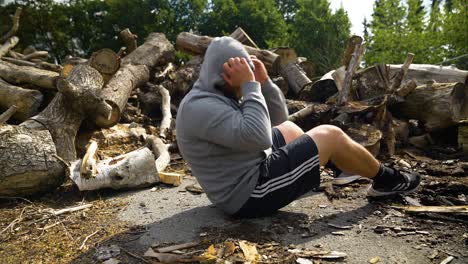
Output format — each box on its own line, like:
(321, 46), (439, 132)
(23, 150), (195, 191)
(221, 73), (232, 86)
(223, 62), (233, 75)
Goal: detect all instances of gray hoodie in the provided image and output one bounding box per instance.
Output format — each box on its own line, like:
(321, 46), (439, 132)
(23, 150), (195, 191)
(176, 37), (288, 215)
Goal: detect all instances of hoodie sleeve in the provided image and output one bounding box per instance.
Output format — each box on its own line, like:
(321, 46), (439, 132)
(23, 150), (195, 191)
(261, 79), (288, 126)
(183, 81), (273, 152)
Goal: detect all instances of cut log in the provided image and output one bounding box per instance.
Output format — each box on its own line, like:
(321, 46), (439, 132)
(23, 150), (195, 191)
(272, 47), (298, 66)
(0, 105), (17, 124)
(0, 78), (43, 121)
(159, 172), (182, 187)
(392, 82), (467, 131)
(288, 103), (334, 130)
(146, 135), (170, 173)
(458, 121), (468, 152)
(94, 33), (174, 128)
(0, 60), (59, 89)
(388, 64), (468, 85)
(21, 64), (107, 161)
(176, 32), (280, 73)
(396, 79), (417, 97)
(22, 51), (48, 61)
(0, 36), (19, 58)
(89, 48), (120, 75)
(156, 84), (171, 139)
(0, 125), (65, 196)
(69, 147), (158, 191)
(229, 27), (259, 49)
(338, 36), (363, 105)
(122, 32), (174, 67)
(280, 62), (312, 94)
(346, 123), (382, 157)
(0, 7), (22, 43)
(390, 53), (415, 91)
(355, 64), (391, 101)
(272, 76), (289, 95)
(299, 70), (338, 102)
(120, 28), (138, 54)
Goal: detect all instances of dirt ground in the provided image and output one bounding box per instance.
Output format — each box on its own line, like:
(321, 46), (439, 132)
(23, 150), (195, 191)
(1, 147), (467, 264)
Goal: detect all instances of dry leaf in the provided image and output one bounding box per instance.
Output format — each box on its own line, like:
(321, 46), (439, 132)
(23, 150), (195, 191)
(239, 240), (260, 263)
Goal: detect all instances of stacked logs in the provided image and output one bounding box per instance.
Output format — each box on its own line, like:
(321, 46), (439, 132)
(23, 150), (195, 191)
(0, 6), (467, 197)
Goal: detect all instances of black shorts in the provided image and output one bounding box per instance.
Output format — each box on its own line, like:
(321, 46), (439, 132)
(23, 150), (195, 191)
(234, 128), (320, 218)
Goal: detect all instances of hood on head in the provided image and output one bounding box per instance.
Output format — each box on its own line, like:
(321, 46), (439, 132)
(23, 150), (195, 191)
(194, 36), (254, 93)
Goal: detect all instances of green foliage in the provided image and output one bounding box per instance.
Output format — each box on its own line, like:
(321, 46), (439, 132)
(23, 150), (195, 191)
(290, 0), (351, 74)
(366, 0), (468, 69)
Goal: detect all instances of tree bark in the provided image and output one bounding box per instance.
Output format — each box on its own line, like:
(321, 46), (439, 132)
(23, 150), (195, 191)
(69, 147), (158, 191)
(355, 64), (391, 101)
(21, 64), (106, 161)
(176, 32), (280, 73)
(0, 7), (22, 43)
(280, 62), (312, 94)
(229, 27), (259, 49)
(299, 69), (338, 103)
(392, 82), (468, 131)
(0, 125), (65, 196)
(0, 36), (19, 58)
(390, 53), (415, 91)
(388, 64), (468, 85)
(94, 33), (174, 128)
(338, 36), (363, 105)
(2, 57), (63, 72)
(0, 78), (43, 121)
(0, 60), (59, 89)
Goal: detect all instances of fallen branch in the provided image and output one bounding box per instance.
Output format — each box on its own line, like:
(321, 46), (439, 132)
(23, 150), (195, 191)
(2, 57), (62, 72)
(391, 53), (415, 91)
(155, 84), (172, 139)
(0, 60), (59, 90)
(0, 36), (19, 58)
(80, 140), (98, 179)
(0, 7), (22, 43)
(120, 28), (138, 54)
(157, 242), (199, 253)
(79, 230), (100, 250)
(48, 204), (93, 216)
(0, 105), (17, 124)
(146, 135), (170, 172)
(22, 51), (48, 61)
(229, 27), (259, 49)
(0, 78), (43, 121)
(338, 36), (363, 105)
(392, 205), (468, 214)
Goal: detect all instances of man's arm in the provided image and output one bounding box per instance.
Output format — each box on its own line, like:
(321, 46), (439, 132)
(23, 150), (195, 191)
(250, 56), (288, 126)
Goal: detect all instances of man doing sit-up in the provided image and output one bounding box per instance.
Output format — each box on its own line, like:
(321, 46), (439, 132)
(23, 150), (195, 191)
(176, 37), (420, 218)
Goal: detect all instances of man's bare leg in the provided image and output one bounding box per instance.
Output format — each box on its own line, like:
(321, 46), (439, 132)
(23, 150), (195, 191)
(275, 122), (379, 178)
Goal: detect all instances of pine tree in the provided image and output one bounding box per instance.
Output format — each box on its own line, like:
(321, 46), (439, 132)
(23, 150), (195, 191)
(443, 0), (468, 68)
(403, 0), (427, 63)
(290, 0), (350, 74)
(365, 0), (407, 65)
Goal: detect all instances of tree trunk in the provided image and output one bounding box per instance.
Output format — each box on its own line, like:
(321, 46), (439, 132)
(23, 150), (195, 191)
(0, 60), (59, 89)
(229, 27), (259, 49)
(0, 78), (43, 121)
(94, 33), (174, 128)
(176, 32), (280, 73)
(69, 147), (158, 191)
(388, 64), (468, 85)
(355, 64), (390, 101)
(392, 82), (468, 131)
(2, 57), (63, 72)
(280, 62), (312, 94)
(22, 64), (106, 162)
(299, 69), (338, 103)
(0, 125), (65, 196)
(338, 36), (364, 105)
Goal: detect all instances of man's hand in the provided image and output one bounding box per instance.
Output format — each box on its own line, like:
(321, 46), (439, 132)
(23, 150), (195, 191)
(250, 55), (269, 85)
(222, 57), (255, 90)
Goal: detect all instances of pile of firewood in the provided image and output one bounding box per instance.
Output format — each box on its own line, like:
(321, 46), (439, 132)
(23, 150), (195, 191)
(0, 7), (467, 197)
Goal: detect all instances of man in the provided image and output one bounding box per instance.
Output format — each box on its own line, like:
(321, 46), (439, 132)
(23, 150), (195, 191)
(176, 37), (420, 218)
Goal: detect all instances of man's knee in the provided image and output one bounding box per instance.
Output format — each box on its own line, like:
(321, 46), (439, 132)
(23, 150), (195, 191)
(275, 121), (304, 143)
(306, 125), (346, 145)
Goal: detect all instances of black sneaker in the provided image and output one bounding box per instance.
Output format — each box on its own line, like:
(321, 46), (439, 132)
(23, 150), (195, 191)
(367, 170), (421, 197)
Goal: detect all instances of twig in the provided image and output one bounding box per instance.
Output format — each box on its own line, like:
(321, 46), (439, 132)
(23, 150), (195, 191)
(79, 230), (100, 250)
(0, 105), (18, 124)
(0, 196), (33, 204)
(391, 53), (415, 92)
(0, 36), (19, 59)
(121, 247), (150, 263)
(47, 204), (92, 216)
(0, 7), (22, 43)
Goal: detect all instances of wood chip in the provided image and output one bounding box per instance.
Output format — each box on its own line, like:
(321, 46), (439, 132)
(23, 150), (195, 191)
(328, 223), (352, 229)
(296, 257), (313, 264)
(440, 256), (454, 264)
(392, 205), (468, 214)
(369, 256), (381, 263)
(239, 240), (260, 262)
(156, 242), (198, 253)
(331, 231), (346, 235)
(144, 248), (194, 263)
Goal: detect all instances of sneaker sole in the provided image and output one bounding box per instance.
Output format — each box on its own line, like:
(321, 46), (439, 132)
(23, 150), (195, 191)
(366, 184), (420, 197)
(333, 175), (363, 185)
